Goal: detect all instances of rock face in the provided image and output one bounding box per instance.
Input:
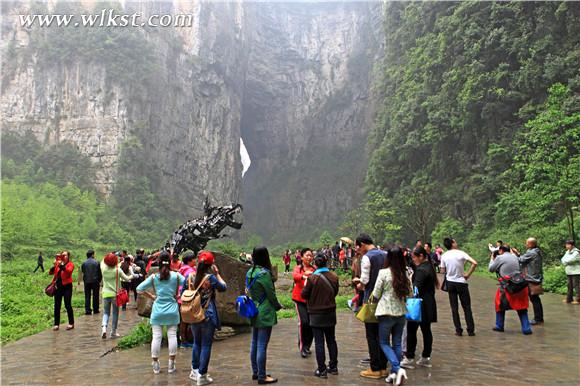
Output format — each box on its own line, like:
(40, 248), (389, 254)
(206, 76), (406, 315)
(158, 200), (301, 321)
(1, 0), (246, 212)
(240, 2), (384, 242)
(212, 252), (248, 326)
(0, 0), (384, 242)
(213, 252), (277, 326)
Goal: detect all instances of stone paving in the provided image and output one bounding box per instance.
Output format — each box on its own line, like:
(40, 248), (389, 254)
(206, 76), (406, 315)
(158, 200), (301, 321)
(2, 275), (579, 385)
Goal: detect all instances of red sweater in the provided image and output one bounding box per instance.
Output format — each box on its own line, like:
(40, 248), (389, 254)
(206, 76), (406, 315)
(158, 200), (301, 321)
(292, 265), (314, 303)
(51, 261), (75, 286)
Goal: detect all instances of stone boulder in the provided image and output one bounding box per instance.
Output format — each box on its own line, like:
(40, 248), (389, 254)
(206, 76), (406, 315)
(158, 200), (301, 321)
(212, 251), (277, 326)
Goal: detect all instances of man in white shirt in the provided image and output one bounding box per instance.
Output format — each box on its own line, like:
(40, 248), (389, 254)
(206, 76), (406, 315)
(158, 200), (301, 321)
(441, 237), (478, 336)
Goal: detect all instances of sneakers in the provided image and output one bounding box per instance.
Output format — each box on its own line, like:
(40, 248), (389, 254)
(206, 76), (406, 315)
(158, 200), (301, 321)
(522, 330), (533, 335)
(110, 331), (121, 339)
(101, 327), (107, 339)
(572, 301), (580, 305)
(314, 369), (328, 378)
(395, 368), (407, 386)
(359, 358), (371, 365)
(400, 357), (415, 369)
(52, 325), (59, 331)
(152, 361), (160, 375)
(468, 332), (476, 336)
(416, 357), (432, 367)
(189, 368), (200, 382)
(360, 369), (383, 379)
(492, 327), (504, 332)
(328, 367), (338, 375)
(168, 359), (176, 374)
(197, 374), (213, 386)
(530, 320), (544, 326)
(562, 299), (571, 303)
(386, 373), (397, 383)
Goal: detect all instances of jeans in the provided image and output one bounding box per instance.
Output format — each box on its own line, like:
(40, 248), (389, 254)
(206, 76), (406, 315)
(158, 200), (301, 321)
(406, 321), (433, 359)
(495, 309), (531, 333)
(54, 284), (74, 326)
(447, 281), (475, 334)
(294, 301), (313, 352)
(312, 326), (338, 372)
(401, 321), (408, 353)
(84, 282), (100, 313)
(566, 275), (580, 302)
(365, 322), (388, 371)
(102, 297), (119, 332)
(152, 325), (177, 358)
(191, 320), (215, 375)
(529, 293), (544, 322)
(378, 316), (405, 374)
(250, 327), (272, 380)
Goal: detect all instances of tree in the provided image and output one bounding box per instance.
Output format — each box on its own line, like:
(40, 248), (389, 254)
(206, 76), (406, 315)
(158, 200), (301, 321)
(503, 83), (580, 241)
(362, 191), (401, 244)
(318, 231), (334, 247)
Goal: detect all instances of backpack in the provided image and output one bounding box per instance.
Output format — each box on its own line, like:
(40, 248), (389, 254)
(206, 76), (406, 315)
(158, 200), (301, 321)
(180, 274), (210, 324)
(236, 270), (266, 319)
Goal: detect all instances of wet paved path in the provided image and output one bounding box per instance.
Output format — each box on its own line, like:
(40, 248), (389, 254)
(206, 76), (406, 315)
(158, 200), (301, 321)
(2, 275), (579, 385)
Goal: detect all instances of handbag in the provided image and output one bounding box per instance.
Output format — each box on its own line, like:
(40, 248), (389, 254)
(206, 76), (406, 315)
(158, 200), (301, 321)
(236, 270), (266, 319)
(528, 282), (544, 295)
(356, 298), (378, 323)
(45, 281), (56, 297)
(522, 266), (544, 295)
(137, 278), (156, 318)
(405, 286), (423, 323)
(440, 272), (448, 292)
(115, 266), (130, 307)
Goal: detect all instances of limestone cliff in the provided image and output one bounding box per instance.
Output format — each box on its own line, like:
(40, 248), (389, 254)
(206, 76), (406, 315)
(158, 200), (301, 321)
(240, 2), (384, 242)
(1, 0), (384, 242)
(1, 0), (246, 214)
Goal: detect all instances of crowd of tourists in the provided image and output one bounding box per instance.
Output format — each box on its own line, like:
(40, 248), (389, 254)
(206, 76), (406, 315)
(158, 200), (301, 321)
(42, 234), (578, 385)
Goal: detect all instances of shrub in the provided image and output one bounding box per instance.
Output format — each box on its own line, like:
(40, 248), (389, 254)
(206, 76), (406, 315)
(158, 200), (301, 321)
(543, 265), (567, 295)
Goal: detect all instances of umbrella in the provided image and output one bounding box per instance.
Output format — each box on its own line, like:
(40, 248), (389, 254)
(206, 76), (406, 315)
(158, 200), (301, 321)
(340, 237), (353, 245)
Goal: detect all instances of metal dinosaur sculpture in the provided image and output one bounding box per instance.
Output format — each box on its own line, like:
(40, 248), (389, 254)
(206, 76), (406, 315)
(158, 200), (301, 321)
(164, 197), (243, 257)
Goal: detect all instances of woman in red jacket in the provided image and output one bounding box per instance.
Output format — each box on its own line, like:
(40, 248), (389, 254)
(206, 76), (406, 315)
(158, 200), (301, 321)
(292, 248), (315, 358)
(49, 251), (75, 330)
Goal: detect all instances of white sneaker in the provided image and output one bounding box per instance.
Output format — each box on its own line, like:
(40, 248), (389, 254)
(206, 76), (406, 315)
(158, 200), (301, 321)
(152, 361), (160, 375)
(197, 373), (213, 386)
(168, 359), (176, 374)
(101, 327), (107, 339)
(400, 357), (415, 369)
(395, 368), (407, 386)
(189, 368), (200, 381)
(416, 357), (431, 367)
(385, 373), (397, 383)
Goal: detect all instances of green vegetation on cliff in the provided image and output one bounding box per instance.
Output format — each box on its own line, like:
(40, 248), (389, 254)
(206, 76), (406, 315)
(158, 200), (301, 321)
(351, 1), (579, 265)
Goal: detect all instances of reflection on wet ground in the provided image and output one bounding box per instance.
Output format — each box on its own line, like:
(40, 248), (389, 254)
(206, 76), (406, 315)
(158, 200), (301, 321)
(2, 276), (579, 385)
